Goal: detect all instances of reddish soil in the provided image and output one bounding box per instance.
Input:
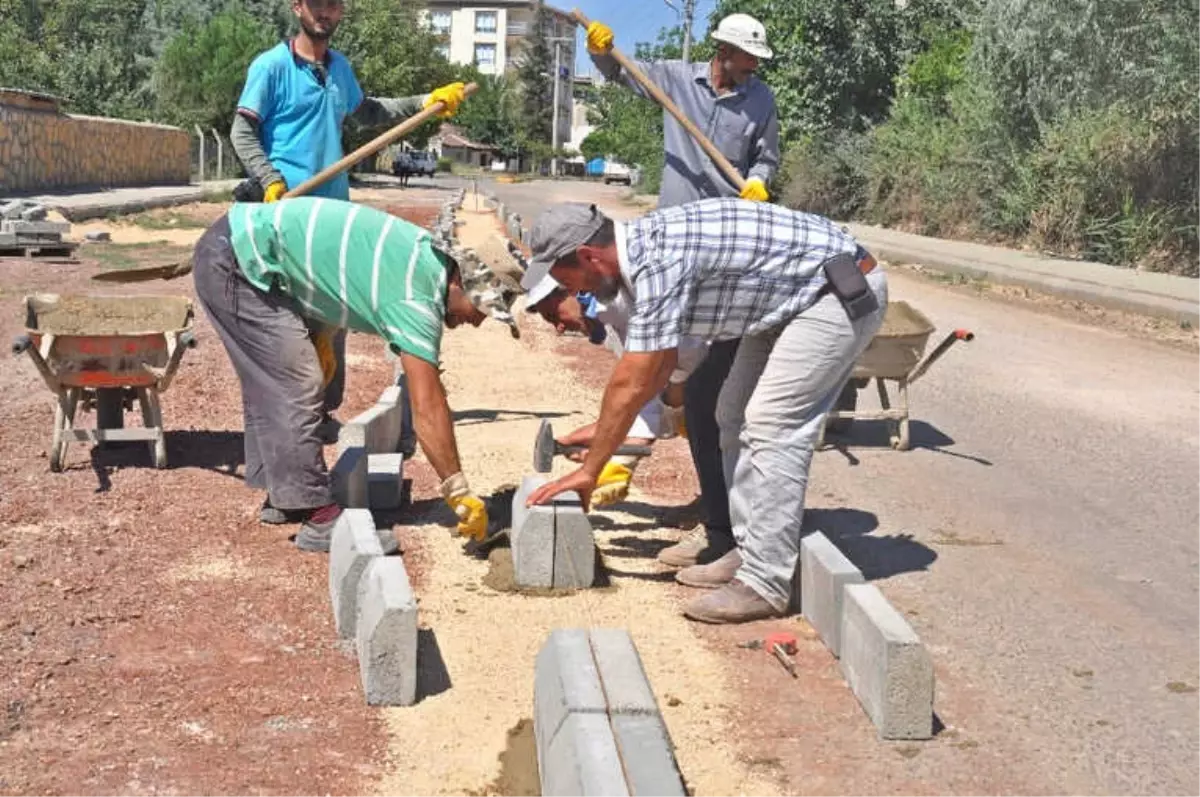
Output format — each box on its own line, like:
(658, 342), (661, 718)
(0, 204), (442, 796)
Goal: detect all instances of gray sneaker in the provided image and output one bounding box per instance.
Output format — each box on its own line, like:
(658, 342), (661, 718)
(657, 525), (735, 568)
(294, 513), (342, 552)
(295, 513), (401, 555)
(260, 499), (305, 525)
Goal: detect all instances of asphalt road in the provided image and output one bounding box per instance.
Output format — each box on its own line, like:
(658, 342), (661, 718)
(482, 176), (1200, 794)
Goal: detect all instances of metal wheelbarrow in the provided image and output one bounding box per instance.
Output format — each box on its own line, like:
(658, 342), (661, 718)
(13, 293), (196, 471)
(820, 301), (973, 451)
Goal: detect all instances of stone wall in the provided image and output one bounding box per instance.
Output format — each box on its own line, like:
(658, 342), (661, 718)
(0, 89), (190, 194)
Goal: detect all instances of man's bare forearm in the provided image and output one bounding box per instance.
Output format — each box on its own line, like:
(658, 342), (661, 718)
(582, 350), (676, 477)
(400, 353), (462, 481)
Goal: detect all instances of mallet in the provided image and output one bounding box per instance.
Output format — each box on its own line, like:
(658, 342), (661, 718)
(533, 418), (653, 473)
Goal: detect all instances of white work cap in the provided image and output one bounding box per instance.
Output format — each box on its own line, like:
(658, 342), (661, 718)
(709, 13), (773, 60)
(524, 273), (561, 310)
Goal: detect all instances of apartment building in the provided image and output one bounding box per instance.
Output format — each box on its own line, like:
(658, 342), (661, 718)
(424, 0), (576, 149)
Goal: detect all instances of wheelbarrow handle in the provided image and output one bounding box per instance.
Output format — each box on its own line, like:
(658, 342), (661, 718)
(12, 334), (31, 356)
(908, 328), (974, 385)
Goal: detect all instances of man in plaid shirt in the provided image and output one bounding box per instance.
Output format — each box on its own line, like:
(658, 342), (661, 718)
(523, 198), (887, 623)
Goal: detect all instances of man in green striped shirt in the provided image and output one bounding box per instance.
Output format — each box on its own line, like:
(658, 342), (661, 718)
(192, 197), (515, 551)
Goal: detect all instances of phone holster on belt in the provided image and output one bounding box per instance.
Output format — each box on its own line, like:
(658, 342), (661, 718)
(822, 252), (878, 321)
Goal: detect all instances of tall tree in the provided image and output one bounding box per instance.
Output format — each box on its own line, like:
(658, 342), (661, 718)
(154, 7), (278, 131)
(515, 2), (554, 147)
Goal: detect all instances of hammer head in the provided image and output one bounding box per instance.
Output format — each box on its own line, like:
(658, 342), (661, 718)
(533, 419), (555, 473)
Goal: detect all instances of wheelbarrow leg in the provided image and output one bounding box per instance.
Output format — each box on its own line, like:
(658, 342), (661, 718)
(892, 378), (911, 451)
(142, 388), (168, 469)
(50, 388), (79, 472)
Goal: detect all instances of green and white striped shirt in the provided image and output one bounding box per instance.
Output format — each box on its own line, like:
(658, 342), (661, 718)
(228, 198), (448, 363)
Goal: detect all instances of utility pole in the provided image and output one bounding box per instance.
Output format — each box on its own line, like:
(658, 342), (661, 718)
(664, 0), (696, 63)
(551, 40), (561, 176)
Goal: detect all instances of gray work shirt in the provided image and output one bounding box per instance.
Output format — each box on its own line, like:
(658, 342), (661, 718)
(591, 55), (780, 209)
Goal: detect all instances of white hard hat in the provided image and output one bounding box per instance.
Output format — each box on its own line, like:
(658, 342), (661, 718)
(710, 13), (773, 60)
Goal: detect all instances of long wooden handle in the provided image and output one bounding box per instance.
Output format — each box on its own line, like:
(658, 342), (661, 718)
(570, 9), (746, 192)
(284, 82), (479, 199)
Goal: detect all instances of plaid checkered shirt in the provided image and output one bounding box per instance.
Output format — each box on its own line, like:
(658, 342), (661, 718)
(620, 198), (860, 352)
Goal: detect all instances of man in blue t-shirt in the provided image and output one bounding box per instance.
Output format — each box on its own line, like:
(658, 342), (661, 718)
(230, 0), (467, 524)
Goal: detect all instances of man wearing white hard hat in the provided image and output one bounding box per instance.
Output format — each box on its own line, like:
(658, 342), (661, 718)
(583, 13), (780, 573)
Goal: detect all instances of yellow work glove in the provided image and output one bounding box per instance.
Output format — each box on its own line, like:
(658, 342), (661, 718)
(424, 81), (467, 118)
(740, 177), (769, 202)
(591, 455), (640, 507)
(586, 21), (614, 54)
(440, 472), (489, 541)
(310, 327), (338, 388)
(263, 180), (287, 203)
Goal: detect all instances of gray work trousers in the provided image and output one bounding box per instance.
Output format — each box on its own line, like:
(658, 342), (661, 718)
(716, 269), (888, 610)
(192, 214), (334, 510)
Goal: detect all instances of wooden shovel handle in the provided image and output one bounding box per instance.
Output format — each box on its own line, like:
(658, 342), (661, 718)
(569, 9), (746, 192)
(284, 82), (479, 199)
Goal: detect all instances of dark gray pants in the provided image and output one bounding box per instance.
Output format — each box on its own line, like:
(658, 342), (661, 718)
(683, 338), (740, 540)
(192, 214), (333, 510)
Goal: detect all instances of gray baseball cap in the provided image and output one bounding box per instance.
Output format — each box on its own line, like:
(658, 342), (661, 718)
(519, 202), (608, 295)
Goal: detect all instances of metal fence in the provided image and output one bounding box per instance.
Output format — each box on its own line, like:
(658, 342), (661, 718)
(190, 128), (247, 183)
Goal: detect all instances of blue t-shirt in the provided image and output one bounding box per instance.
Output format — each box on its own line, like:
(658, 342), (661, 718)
(237, 41), (364, 200)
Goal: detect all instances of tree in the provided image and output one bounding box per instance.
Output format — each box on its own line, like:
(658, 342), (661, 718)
(707, 0), (962, 140)
(452, 70), (523, 156)
(514, 2), (554, 148)
(154, 8), (278, 131)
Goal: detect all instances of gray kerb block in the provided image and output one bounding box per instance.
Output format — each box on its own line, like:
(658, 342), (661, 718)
(332, 445), (368, 509)
(840, 583), (935, 740)
(511, 475), (595, 589)
(339, 403), (400, 457)
(328, 509), (384, 638)
(534, 628), (685, 797)
(801, 532), (865, 657)
(355, 557), (419, 706)
(368, 453), (406, 511)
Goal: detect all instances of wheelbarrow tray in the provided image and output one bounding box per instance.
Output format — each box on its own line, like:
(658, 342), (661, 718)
(22, 293), (193, 389)
(15, 293), (196, 471)
(824, 300), (972, 451)
(851, 301), (936, 380)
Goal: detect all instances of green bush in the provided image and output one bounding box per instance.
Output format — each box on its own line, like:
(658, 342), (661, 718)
(436, 157), (453, 173)
(778, 131), (870, 220)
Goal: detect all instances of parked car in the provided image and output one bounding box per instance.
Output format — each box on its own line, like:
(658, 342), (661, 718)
(411, 151), (437, 178)
(392, 150), (438, 186)
(603, 160), (633, 185)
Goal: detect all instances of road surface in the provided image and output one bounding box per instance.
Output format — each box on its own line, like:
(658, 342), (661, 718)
(484, 176), (1200, 794)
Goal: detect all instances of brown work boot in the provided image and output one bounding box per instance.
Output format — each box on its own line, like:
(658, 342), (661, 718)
(674, 549), (742, 589)
(657, 526), (735, 568)
(683, 579), (782, 624)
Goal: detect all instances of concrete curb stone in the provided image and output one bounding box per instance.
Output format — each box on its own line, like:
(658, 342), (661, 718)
(840, 583), (935, 740)
(355, 557), (418, 706)
(800, 531), (865, 657)
(328, 509), (384, 638)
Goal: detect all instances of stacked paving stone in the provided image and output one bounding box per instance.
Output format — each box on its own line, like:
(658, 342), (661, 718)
(0, 199), (75, 256)
(332, 379), (411, 510)
(534, 628), (686, 796)
(798, 531), (935, 739)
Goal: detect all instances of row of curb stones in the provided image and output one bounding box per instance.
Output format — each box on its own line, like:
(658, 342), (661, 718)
(488, 190), (691, 790)
(800, 531), (936, 739)
(322, 190), (465, 706)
